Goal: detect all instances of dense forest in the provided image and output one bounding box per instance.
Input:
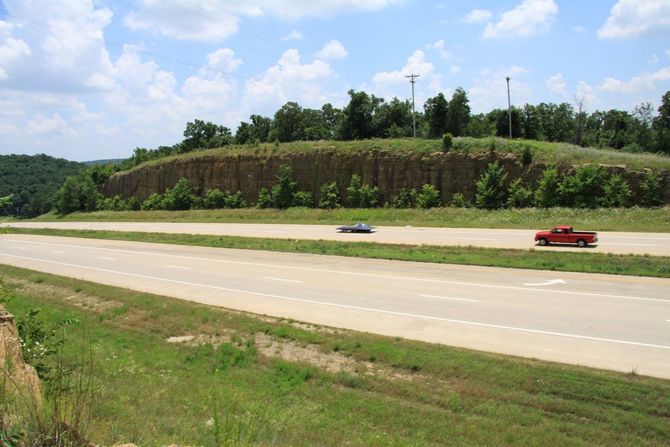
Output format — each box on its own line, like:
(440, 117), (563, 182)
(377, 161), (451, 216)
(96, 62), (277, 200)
(0, 154), (83, 217)
(118, 88), (670, 170)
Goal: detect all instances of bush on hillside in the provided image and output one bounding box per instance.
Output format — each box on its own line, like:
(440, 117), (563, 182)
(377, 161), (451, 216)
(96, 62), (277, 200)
(475, 161), (507, 209)
(416, 184), (441, 209)
(391, 188), (417, 208)
(534, 167), (560, 208)
(640, 171), (662, 206)
(319, 182), (341, 209)
(558, 165), (606, 208)
(601, 174), (632, 207)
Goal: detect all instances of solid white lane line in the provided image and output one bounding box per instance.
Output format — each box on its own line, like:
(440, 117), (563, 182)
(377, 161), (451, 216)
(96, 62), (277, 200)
(606, 243), (657, 247)
(4, 238), (669, 304)
(458, 237), (496, 241)
(419, 294), (479, 303)
(165, 265), (191, 270)
(2, 252), (669, 351)
(13, 246), (26, 250)
(98, 256), (116, 261)
(264, 277), (303, 283)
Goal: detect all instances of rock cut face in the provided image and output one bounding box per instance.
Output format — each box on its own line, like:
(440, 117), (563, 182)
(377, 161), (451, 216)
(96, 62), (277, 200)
(0, 305), (41, 408)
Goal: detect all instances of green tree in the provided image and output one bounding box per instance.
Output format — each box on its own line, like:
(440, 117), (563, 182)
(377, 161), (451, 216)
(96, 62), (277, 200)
(446, 87), (470, 137)
(56, 176), (82, 215)
(358, 184), (380, 208)
(80, 175), (100, 212)
(163, 178), (198, 210)
(506, 178), (533, 208)
(271, 102), (305, 142)
(319, 182), (341, 209)
(257, 188), (273, 209)
(600, 174), (631, 207)
(225, 191), (246, 208)
(442, 133), (453, 152)
(142, 193), (165, 210)
(292, 191), (313, 207)
(346, 175), (363, 207)
(640, 171), (662, 206)
(558, 165), (606, 208)
(271, 165), (298, 209)
(391, 188), (417, 208)
(204, 189), (229, 209)
(416, 184), (441, 209)
(475, 161), (508, 209)
(534, 167), (560, 208)
(423, 93), (449, 138)
(182, 119), (232, 151)
(450, 192), (469, 208)
(340, 90), (381, 140)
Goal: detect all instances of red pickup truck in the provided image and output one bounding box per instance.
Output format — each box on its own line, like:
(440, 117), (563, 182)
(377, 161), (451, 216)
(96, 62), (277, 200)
(535, 225), (598, 248)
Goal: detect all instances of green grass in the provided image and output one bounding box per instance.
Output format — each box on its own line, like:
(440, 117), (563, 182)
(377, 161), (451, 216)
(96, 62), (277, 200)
(124, 137), (670, 172)
(1, 264), (668, 446)
(6, 227), (670, 278)
(27, 206), (670, 232)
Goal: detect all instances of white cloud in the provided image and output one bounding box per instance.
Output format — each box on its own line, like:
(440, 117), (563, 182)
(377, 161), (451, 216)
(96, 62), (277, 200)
(206, 48), (242, 72)
(450, 65), (461, 74)
(316, 40), (348, 60)
(600, 67), (670, 93)
(546, 73), (566, 95)
(575, 81), (597, 109)
(469, 66), (533, 113)
(571, 25), (586, 33)
(598, 0), (670, 39)
(483, 0), (558, 39)
(372, 50), (433, 85)
(426, 40), (452, 60)
(124, 0), (403, 41)
(281, 30), (304, 41)
(244, 49), (333, 109)
(0, 35), (30, 80)
(26, 113), (74, 136)
(462, 9), (492, 24)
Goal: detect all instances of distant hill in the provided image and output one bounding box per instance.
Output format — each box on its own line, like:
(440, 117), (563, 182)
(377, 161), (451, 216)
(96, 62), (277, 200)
(0, 154), (84, 218)
(83, 158), (125, 166)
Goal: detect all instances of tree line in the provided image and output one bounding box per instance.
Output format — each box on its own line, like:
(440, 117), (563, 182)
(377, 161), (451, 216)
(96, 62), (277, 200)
(116, 88), (670, 170)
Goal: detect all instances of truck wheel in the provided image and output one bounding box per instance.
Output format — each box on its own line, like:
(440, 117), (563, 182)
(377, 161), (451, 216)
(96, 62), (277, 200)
(539, 238), (548, 246)
(577, 239), (587, 248)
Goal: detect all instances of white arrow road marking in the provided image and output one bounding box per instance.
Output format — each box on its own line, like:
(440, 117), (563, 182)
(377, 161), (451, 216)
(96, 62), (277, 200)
(523, 279), (567, 287)
(264, 277), (303, 283)
(419, 294), (479, 303)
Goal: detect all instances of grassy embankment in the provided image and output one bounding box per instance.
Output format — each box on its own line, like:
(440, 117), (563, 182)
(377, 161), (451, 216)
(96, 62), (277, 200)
(1, 264), (668, 446)
(6, 227), (670, 278)
(28, 206), (670, 233)
(123, 137), (670, 172)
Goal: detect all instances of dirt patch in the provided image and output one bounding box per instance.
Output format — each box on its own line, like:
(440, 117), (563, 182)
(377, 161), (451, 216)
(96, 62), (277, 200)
(166, 333), (232, 346)
(2, 276), (122, 313)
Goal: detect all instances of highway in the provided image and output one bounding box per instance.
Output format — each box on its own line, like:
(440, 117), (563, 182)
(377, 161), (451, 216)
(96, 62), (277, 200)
(5, 221), (670, 256)
(1, 234), (669, 378)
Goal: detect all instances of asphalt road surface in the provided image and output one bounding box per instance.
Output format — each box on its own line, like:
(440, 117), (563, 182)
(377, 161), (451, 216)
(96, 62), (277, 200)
(5, 222), (670, 256)
(1, 234), (669, 378)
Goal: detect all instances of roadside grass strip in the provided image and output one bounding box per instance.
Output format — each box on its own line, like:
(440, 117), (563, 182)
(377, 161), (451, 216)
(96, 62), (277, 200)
(26, 206), (670, 233)
(4, 227), (670, 278)
(1, 264), (669, 446)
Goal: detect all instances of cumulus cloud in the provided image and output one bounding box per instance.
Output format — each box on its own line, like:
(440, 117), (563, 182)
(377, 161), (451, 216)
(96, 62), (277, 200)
(600, 67), (670, 93)
(462, 9), (492, 24)
(26, 113), (74, 136)
(206, 48), (242, 72)
(244, 49), (333, 108)
(546, 73), (567, 95)
(0, 33), (31, 81)
(316, 40), (348, 60)
(372, 50), (433, 85)
(426, 40), (452, 60)
(124, 0), (403, 41)
(483, 0), (558, 39)
(281, 30), (304, 41)
(468, 66), (533, 113)
(598, 0), (670, 39)
(575, 81), (597, 109)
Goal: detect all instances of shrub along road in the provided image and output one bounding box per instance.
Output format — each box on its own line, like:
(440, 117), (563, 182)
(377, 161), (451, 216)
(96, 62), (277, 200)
(1, 234), (669, 379)
(5, 221), (670, 256)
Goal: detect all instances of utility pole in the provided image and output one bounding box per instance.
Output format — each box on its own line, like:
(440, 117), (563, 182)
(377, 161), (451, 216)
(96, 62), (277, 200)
(506, 76), (512, 139)
(406, 74), (420, 137)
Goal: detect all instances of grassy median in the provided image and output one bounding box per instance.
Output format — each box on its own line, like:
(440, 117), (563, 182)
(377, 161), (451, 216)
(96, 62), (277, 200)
(26, 206), (670, 233)
(1, 264), (668, 446)
(5, 227), (670, 278)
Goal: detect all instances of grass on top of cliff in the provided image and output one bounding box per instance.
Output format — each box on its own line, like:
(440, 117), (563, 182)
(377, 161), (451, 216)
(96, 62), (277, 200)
(1, 264), (669, 446)
(121, 137), (670, 173)
(30, 206), (670, 233)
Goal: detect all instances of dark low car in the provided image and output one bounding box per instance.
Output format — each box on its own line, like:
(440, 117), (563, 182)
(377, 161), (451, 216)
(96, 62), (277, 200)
(336, 222), (374, 233)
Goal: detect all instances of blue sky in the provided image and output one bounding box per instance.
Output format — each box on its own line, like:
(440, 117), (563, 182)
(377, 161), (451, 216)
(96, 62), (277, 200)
(1, 0), (669, 161)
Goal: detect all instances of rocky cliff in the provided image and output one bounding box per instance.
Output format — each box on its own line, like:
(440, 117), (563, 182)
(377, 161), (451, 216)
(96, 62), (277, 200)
(101, 150), (670, 205)
(0, 305), (41, 407)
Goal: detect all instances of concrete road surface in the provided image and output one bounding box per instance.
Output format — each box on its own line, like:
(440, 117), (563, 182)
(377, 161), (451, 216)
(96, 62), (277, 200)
(5, 221), (670, 256)
(1, 234), (669, 378)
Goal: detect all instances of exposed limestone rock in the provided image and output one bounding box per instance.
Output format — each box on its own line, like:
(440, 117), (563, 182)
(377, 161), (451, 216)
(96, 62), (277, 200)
(0, 305), (41, 407)
(101, 150), (670, 205)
